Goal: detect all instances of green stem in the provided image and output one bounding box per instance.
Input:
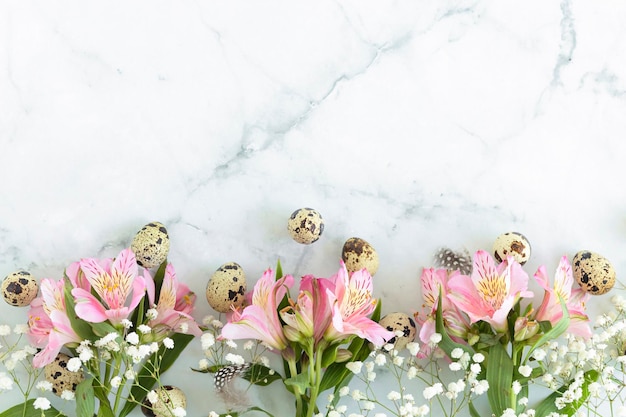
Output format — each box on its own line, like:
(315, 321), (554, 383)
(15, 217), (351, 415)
(306, 348), (323, 417)
(287, 358), (304, 416)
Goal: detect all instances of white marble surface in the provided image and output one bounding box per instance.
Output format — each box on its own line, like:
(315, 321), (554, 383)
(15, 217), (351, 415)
(1, 1), (626, 416)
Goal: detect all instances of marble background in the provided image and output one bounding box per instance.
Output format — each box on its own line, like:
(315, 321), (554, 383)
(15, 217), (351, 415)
(1, 1), (626, 416)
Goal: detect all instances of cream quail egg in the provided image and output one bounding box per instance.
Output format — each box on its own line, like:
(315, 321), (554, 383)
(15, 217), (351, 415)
(573, 250), (616, 295)
(44, 353), (85, 396)
(131, 222), (170, 268)
(493, 232), (531, 265)
(206, 262), (247, 313)
(379, 312), (416, 351)
(2, 271), (38, 307)
(342, 237), (379, 276)
(287, 208), (324, 244)
(141, 385), (187, 417)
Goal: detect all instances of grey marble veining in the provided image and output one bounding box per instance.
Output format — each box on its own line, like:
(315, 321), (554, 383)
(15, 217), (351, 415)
(1, 2), (626, 415)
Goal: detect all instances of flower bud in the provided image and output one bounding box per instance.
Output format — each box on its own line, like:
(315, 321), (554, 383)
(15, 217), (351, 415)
(514, 317), (539, 342)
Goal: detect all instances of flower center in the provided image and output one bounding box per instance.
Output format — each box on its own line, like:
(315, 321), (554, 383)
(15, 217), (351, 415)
(477, 277), (506, 309)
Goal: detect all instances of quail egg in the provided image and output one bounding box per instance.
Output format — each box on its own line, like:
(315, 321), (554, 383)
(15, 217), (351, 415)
(1, 271), (38, 307)
(206, 262), (247, 313)
(287, 208), (324, 244)
(141, 385), (187, 417)
(573, 250), (616, 295)
(44, 353), (84, 396)
(379, 312), (416, 351)
(493, 232), (531, 265)
(131, 222), (170, 268)
(342, 237), (379, 276)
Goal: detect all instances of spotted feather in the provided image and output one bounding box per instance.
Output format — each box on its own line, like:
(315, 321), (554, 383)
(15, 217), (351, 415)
(214, 363), (251, 392)
(434, 247), (472, 275)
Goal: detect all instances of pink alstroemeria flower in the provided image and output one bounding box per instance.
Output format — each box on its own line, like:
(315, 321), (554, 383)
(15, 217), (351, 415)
(448, 250), (533, 333)
(221, 269), (294, 351)
(145, 263), (202, 337)
(534, 256), (591, 338)
(27, 278), (82, 368)
(280, 275), (335, 346)
(71, 248), (149, 325)
(324, 262), (394, 347)
(417, 268), (470, 356)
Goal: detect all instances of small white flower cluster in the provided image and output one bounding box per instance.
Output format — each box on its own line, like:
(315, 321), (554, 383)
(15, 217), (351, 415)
(328, 340), (489, 417)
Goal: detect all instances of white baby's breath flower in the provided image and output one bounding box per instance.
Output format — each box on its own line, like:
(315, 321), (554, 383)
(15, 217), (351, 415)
(393, 355), (404, 366)
(362, 401), (375, 410)
(473, 352), (485, 363)
(449, 362), (462, 371)
(407, 366), (418, 379)
(375, 354), (386, 366)
(78, 347), (94, 362)
(150, 342), (159, 353)
(0, 324), (11, 336)
(243, 340), (254, 350)
(367, 371), (376, 381)
(532, 348), (546, 361)
(336, 405), (347, 413)
(110, 376), (122, 388)
(211, 320), (223, 329)
(519, 397), (529, 406)
(201, 333), (215, 350)
(512, 381), (522, 395)
(126, 332), (139, 345)
(146, 308), (158, 320)
(208, 412), (219, 417)
(501, 408), (516, 417)
(67, 357), (82, 372)
(346, 361), (363, 374)
(13, 324), (29, 334)
(226, 339), (237, 349)
(33, 397), (51, 410)
(36, 380), (53, 391)
(125, 369), (136, 380)
(423, 383), (443, 400)
(147, 390), (159, 404)
(387, 391), (402, 401)
(470, 363), (481, 374)
(172, 407), (186, 417)
(0, 373), (13, 391)
(179, 323), (189, 334)
(352, 389), (365, 401)
(61, 390), (76, 400)
(198, 359), (209, 370)
(451, 348), (464, 359)
(406, 342), (420, 356)
(429, 333), (442, 345)
(121, 319), (133, 329)
(339, 386), (350, 397)
(225, 353), (245, 365)
(163, 337), (174, 349)
(137, 325), (152, 334)
(11, 350), (27, 362)
(518, 365), (532, 378)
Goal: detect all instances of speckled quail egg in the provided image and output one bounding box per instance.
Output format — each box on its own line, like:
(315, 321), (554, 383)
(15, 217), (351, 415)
(573, 250), (616, 295)
(493, 232), (531, 265)
(287, 207), (324, 244)
(1, 271), (38, 307)
(342, 237), (379, 276)
(379, 312), (417, 351)
(44, 353), (84, 396)
(141, 385), (187, 417)
(131, 222), (170, 268)
(206, 262), (247, 313)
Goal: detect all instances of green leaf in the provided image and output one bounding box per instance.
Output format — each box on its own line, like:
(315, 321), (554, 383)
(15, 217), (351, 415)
(119, 332), (195, 417)
(469, 401), (481, 417)
(64, 280), (97, 341)
(0, 400), (61, 417)
(76, 378), (96, 417)
(525, 297), (570, 363)
(435, 289), (474, 357)
(243, 364), (283, 387)
(275, 259), (283, 280)
(284, 371), (311, 392)
(486, 342), (513, 417)
(320, 344), (340, 369)
(534, 369), (599, 417)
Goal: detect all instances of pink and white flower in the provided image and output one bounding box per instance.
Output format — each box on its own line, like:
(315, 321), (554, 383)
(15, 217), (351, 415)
(416, 268), (470, 356)
(27, 278), (82, 368)
(447, 250), (533, 333)
(71, 248), (149, 325)
(534, 256), (591, 338)
(324, 262), (394, 347)
(145, 263), (202, 337)
(221, 269), (294, 350)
